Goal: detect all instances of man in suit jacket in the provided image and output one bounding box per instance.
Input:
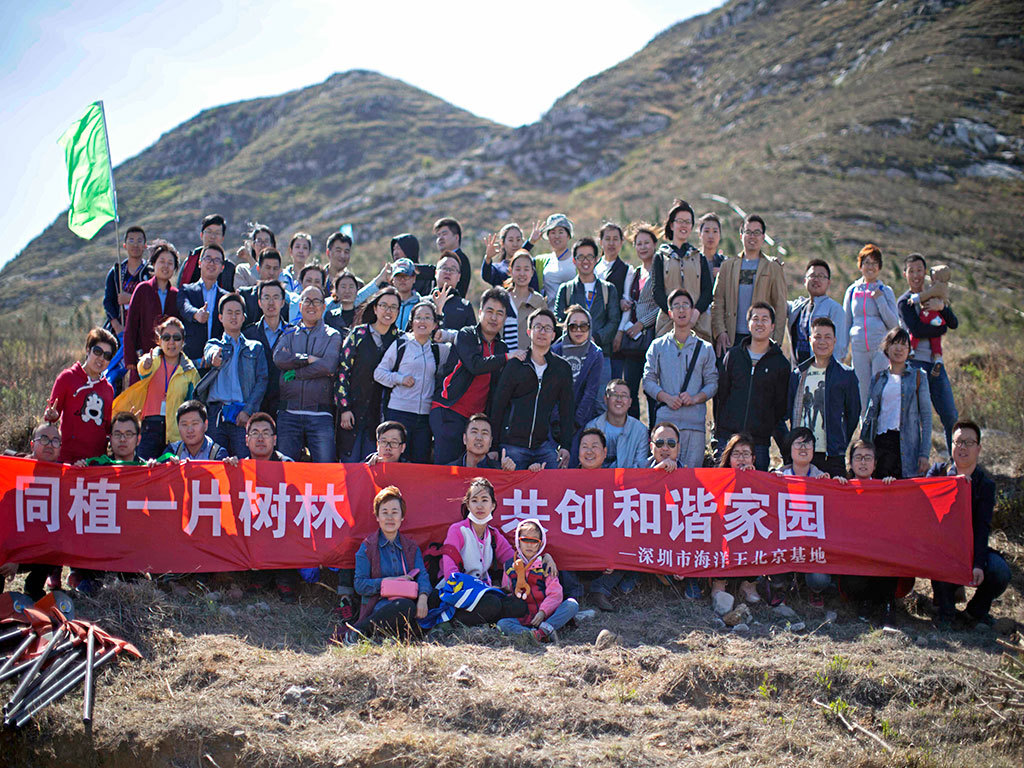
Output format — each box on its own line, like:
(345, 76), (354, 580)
(178, 244), (227, 370)
(238, 248), (290, 326)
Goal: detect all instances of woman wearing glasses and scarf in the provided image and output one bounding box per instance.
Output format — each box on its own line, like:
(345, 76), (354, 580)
(112, 316), (200, 459)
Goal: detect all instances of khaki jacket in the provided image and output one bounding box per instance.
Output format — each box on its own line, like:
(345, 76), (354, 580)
(711, 253), (787, 345)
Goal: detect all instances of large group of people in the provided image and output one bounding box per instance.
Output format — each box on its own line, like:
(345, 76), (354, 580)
(0, 203), (1011, 642)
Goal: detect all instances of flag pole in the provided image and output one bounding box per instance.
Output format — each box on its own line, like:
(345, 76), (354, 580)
(98, 101), (124, 324)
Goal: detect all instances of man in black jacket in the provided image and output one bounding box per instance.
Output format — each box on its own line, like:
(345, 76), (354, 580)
(714, 302), (789, 471)
(490, 307), (575, 470)
(433, 216), (472, 299)
(928, 421), (1011, 628)
(178, 245), (227, 369)
(243, 279), (293, 416)
(178, 214), (236, 290)
(430, 288), (526, 464)
(238, 249), (288, 326)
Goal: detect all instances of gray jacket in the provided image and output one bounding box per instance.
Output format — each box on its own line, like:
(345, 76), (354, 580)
(273, 319), (342, 413)
(861, 366), (932, 477)
(643, 332), (718, 432)
(198, 334), (268, 416)
(585, 412), (649, 469)
(373, 333), (451, 416)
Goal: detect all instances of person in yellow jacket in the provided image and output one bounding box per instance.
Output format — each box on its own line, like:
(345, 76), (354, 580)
(113, 316), (200, 459)
(711, 214), (788, 357)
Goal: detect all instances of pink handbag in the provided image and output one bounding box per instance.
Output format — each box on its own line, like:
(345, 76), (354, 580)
(381, 568), (420, 600)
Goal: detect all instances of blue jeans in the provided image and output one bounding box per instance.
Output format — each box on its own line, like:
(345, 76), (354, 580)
(497, 598), (579, 635)
(338, 426), (376, 464)
(384, 407), (432, 464)
(429, 407), (467, 466)
(622, 355), (644, 420)
(932, 550), (1012, 618)
(207, 402), (248, 459)
(909, 359), (958, 454)
(589, 570), (639, 596)
(138, 416), (167, 460)
(277, 411), (336, 462)
(502, 441), (559, 470)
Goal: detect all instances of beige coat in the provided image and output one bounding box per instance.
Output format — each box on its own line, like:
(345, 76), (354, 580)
(654, 248), (713, 341)
(711, 253), (787, 345)
(512, 289), (548, 350)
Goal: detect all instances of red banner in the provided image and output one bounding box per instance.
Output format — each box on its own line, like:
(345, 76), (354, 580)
(0, 457), (973, 583)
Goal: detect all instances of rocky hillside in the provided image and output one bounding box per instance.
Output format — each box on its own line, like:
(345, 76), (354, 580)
(2, 0), (1022, 324)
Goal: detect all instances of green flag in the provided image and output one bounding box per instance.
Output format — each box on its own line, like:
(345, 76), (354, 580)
(57, 101), (117, 239)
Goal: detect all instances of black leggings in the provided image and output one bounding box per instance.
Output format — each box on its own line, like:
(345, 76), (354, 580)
(839, 575), (898, 605)
(874, 430), (903, 479)
(354, 597), (420, 638)
(428, 588), (526, 626)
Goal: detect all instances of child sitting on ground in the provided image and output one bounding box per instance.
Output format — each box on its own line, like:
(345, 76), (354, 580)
(910, 264), (950, 376)
(498, 519), (578, 643)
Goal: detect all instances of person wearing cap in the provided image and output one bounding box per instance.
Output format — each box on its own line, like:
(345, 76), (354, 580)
(354, 234), (434, 307)
(533, 213), (578, 311)
(388, 257), (422, 331)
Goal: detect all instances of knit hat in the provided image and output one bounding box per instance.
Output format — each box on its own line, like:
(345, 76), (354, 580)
(542, 213), (574, 238)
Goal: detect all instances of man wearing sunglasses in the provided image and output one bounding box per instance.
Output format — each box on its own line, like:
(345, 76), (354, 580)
(44, 328), (117, 463)
(649, 422), (683, 471)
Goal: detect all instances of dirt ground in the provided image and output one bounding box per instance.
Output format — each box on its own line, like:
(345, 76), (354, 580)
(1, 548), (1022, 768)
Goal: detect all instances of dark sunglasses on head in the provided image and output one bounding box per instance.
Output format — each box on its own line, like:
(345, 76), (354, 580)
(90, 345), (114, 361)
(160, 333), (183, 342)
(653, 438), (678, 448)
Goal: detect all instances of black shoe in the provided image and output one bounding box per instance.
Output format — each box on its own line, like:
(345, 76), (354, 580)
(590, 592), (616, 612)
(935, 610), (956, 630)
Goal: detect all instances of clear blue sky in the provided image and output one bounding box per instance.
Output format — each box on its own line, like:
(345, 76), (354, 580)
(0, 0), (722, 267)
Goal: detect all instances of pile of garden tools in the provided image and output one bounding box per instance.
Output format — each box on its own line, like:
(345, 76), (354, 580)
(0, 590), (141, 728)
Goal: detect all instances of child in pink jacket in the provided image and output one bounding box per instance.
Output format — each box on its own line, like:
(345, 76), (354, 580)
(497, 518), (578, 642)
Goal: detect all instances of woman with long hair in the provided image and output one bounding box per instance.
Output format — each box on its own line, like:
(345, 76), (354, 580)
(499, 247), (547, 352)
(123, 242), (181, 385)
(482, 221), (542, 289)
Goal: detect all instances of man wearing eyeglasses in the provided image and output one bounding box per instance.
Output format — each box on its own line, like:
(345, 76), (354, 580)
(44, 328), (117, 463)
(363, 421), (407, 465)
(430, 287), (525, 465)
(178, 244), (228, 369)
(711, 214), (787, 358)
(178, 213), (237, 290)
(273, 285), (342, 462)
(244, 412), (291, 462)
(643, 289), (718, 468)
(554, 237), (621, 394)
(490, 308), (575, 470)
(432, 252), (476, 331)
(585, 380), (649, 469)
(787, 259), (848, 367)
(927, 421), (1011, 629)
(243, 279), (294, 417)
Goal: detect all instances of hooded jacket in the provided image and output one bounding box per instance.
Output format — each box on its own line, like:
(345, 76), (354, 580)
(501, 518), (564, 623)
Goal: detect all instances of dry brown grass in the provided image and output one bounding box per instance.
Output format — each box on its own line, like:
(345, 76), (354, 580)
(1, 566), (1022, 768)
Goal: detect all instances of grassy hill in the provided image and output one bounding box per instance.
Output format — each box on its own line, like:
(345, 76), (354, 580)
(2, 0), (1022, 324)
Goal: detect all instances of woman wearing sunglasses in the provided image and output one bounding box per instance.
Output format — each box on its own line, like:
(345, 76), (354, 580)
(44, 328), (119, 463)
(709, 433), (762, 608)
(112, 316), (199, 459)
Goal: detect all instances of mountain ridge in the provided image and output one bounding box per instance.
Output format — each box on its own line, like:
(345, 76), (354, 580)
(3, 0), (1022, 327)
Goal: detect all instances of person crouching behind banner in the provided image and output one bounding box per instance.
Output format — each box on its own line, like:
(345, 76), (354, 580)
(68, 412), (150, 595)
(833, 439), (902, 625)
(497, 519), (578, 643)
(772, 428), (832, 608)
(423, 478), (526, 631)
(245, 412), (292, 462)
(708, 433), (761, 612)
(167, 400), (228, 461)
(113, 317), (200, 460)
(1, 423), (65, 600)
(335, 486), (431, 645)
